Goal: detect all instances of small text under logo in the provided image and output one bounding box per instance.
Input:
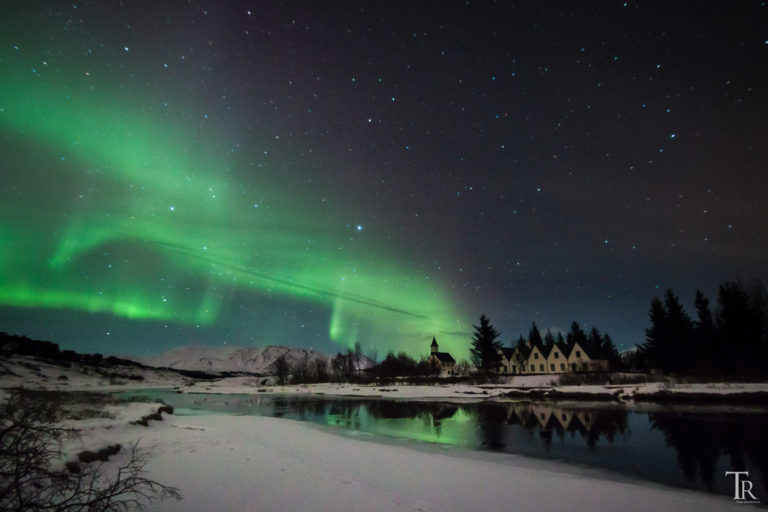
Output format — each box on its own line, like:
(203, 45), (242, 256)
(725, 471), (759, 504)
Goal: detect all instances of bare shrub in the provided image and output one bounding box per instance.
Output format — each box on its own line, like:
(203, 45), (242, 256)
(0, 390), (181, 511)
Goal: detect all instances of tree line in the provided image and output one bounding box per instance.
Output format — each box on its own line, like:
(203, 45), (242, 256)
(637, 279), (768, 377)
(270, 342), (472, 385)
(469, 314), (621, 373)
(273, 277), (767, 383)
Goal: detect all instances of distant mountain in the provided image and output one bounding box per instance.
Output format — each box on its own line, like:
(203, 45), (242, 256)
(143, 345), (333, 375)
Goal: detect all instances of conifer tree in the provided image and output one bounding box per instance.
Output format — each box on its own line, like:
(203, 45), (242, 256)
(567, 321), (587, 347)
(528, 322), (543, 348)
(470, 314), (503, 374)
(543, 329), (556, 351)
(693, 289), (717, 372)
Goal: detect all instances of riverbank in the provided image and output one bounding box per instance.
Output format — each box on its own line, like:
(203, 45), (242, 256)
(50, 398), (740, 512)
(3, 353), (767, 405)
(174, 376), (768, 405)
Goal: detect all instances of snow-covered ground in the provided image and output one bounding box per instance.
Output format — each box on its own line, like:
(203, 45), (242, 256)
(174, 375), (768, 403)
(3, 354), (767, 404)
(0, 354), (189, 391)
(2, 360), (763, 511)
(44, 401), (738, 512)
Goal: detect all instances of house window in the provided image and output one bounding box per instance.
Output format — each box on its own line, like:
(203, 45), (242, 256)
(522, 365), (526, 372)
(534, 353), (539, 359)
(539, 364), (544, 372)
(576, 350), (581, 358)
(554, 352), (559, 358)
(512, 365), (516, 374)
(550, 364), (554, 371)
(582, 363), (588, 371)
(560, 363), (565, 371)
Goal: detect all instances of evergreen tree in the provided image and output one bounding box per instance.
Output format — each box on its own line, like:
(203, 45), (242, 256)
(664, 290), (695, 373)
(693, 289), (718, 373)
(513, 335), (528, 370)
(566, 321), (587, 347)
(639, 290), (694, 373)
(717, 281), (764, 375)
(543, 330), (556, 351)
(639, 297), (669, 371)
(556, 332), (565, 346)
(601, 333), (621, 370)
(528, 322), (543, 348)
(588, 327), (603, 352)
(470, 314), (503, 374)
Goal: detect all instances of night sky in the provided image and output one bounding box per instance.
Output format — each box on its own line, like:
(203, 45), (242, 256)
(1, 1), (767, 359)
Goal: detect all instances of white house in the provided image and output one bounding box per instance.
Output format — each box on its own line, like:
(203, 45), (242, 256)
(499, 340), (609, 375)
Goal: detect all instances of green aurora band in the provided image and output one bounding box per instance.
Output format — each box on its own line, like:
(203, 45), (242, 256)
(0, 65), (468, 356)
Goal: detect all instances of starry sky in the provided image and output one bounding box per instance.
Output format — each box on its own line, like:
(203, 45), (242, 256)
(1, 1), (767, 359)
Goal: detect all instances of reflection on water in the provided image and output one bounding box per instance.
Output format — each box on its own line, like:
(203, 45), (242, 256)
(125, 391), (768, 500)
(649, 412), (768, 497)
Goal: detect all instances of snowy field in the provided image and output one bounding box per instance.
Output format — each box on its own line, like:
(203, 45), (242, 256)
(2, 353), (768, 404)
(55, 401), (740, 512)
(2, 356), (764, 511)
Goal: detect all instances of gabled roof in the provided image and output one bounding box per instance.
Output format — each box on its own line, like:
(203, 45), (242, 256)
(433, 352), (455, 363)
(566, 340), (607, 360)
(530, 343), (551, 359)
(517, 344), (531, 359)
(499, 347), (515, 360)
(547, 343), (567, 358)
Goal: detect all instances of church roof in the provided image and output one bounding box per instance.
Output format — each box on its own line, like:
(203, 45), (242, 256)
(433, 352), (455, 363)
(431, 337), (438, 347)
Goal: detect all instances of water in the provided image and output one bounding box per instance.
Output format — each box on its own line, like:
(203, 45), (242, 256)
(123, 390), (768, 502)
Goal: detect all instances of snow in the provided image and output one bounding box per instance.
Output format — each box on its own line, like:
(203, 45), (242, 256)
(0, 355), (188, 391)
(1, 361), (760, 511)
(140, 345), (332, 374)
(20, 394), (736, 512)
(138, 412), (736, 511)
(171, 376), (768, 404)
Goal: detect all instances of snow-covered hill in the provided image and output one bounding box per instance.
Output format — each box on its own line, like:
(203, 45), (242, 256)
(143, 345), (332, 374)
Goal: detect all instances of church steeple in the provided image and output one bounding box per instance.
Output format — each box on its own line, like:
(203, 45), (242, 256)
(431, 337), (438, 354)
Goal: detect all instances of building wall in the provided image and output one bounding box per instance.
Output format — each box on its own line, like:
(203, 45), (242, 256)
(498, 344), (609, 375)
(528, 346), (546, 374)
(546, 346), (568, 373)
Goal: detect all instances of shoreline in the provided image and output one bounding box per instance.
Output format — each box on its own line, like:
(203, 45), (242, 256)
(1, 386), (759, 511)
(3, 353), (768, 407)
(140, 409), (740, 511)
(165, 378), (768, 407)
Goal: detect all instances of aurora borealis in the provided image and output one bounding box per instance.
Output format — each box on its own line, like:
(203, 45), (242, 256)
(1, 2), (767, 358)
